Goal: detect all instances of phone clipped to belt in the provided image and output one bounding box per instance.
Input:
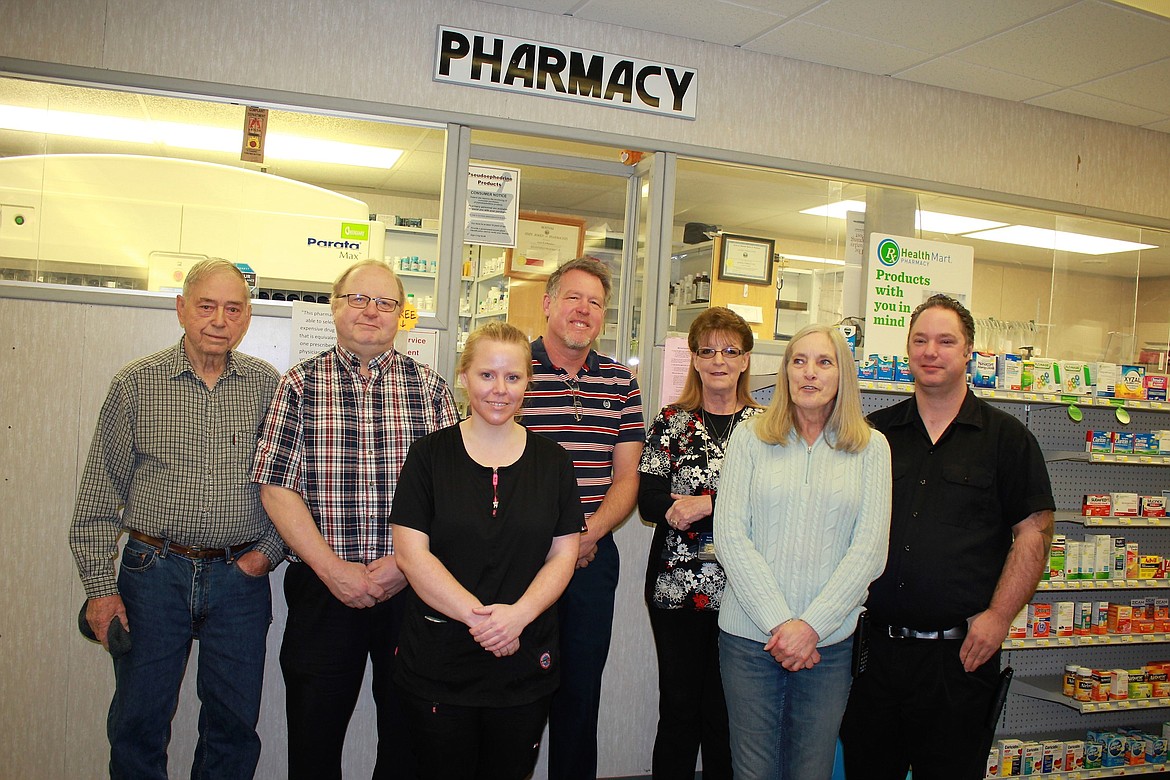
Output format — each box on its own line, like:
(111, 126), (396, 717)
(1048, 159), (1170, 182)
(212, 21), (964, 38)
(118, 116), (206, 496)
(851, 609), (870, 678)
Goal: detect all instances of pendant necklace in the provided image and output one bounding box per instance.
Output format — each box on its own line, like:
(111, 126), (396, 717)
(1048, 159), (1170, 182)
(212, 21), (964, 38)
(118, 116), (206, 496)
(702, 408), (740, 452)
(491, 467), (499, 518)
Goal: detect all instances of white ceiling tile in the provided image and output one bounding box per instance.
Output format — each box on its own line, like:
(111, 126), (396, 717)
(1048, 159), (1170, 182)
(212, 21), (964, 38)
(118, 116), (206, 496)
(1026, 88), (1170, 127)
(953, 2), (1170, 87)
(1078, 58), (1170, 113)
(795, 0), (1077, 53)
(748, 21), (933, 74)
(476, 0), (582, 14)
(897, 57), (1061, 102)
(571, 0), (786, 46)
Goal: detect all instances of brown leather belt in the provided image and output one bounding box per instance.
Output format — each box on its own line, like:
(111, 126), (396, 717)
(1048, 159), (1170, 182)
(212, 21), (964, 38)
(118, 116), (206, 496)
(127, 529), (255, 560)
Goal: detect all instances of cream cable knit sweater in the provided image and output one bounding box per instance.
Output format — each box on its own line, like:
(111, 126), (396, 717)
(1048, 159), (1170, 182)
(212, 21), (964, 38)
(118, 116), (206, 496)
(714, 418), (892, 647)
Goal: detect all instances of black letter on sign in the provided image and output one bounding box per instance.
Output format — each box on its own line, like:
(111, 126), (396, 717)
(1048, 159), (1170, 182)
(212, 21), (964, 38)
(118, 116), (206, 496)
(635, 65), (661, 108)
(665, 68), (695, 113)
(504, 44), (536, 88)
(604, 60), (634, 104)
(538, 46), (568, 93)
(472, 35), (505, 83)
(438, 29), (470, 76)
(567, 52), (604, 98)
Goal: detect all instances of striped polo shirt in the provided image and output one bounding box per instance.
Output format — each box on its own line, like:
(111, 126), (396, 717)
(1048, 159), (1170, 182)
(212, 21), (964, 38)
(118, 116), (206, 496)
(523, 337), (645, 523)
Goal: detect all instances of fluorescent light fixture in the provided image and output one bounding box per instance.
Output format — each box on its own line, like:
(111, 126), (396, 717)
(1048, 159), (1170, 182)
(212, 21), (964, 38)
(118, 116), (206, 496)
(964, 225), (1157, 255)
(799, 199), (1006, 234)
(0, 105), (403, 169)
(800, 200), (866, 219)
(780, 254), (846, 266)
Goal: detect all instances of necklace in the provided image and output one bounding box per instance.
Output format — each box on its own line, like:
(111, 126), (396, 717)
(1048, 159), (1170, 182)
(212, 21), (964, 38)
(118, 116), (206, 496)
(702, 408), (740, 451)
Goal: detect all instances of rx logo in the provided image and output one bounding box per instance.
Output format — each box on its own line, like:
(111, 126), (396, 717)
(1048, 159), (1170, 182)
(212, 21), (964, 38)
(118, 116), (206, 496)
(877, 238), (900, 267)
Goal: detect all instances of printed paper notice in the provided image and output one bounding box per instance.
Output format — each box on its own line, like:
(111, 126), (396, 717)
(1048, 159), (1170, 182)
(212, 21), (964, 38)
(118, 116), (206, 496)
(291, 301), (335, 365)
(465, 164), (520, 247)
(659, 337), (692, 410)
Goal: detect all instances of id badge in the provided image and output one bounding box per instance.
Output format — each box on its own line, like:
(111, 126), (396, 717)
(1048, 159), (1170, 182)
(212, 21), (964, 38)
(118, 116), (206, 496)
(697, 531), (717, 561)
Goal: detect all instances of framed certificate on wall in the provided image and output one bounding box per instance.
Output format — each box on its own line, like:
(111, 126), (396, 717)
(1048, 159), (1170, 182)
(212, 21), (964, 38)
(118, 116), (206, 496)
(506, 212), (586, 280)
(718, 233), (775, 285)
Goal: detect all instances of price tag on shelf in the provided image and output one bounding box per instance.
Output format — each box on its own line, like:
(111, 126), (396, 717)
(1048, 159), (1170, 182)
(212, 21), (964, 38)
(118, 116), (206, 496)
(1117, 700), (1132, 708)
(1058, 637), (1073, 645)
(1083, 703), (1097, 712)
(1036, 638), (1051, 646)
(1122, 634), (1134, 642)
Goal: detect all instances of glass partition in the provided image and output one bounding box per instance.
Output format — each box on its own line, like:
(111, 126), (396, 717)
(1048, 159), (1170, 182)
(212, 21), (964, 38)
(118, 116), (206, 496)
(0, 75), (447, 305)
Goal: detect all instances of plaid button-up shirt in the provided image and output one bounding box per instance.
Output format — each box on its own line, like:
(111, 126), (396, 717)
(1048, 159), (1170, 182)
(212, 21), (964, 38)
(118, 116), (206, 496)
(251, 344), (458, 563)
(69, 340), (281, 599)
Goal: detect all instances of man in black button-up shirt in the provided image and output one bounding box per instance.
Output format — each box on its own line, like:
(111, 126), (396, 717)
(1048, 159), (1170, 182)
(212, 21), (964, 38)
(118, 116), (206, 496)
(841, 295), (1054, 780)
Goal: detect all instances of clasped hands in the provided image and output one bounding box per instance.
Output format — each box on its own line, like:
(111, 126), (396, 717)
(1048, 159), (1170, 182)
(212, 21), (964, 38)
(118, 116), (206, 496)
(765, 618), (821, 671)
(468, 603), (527, 658)
(325, 556), (407, 609)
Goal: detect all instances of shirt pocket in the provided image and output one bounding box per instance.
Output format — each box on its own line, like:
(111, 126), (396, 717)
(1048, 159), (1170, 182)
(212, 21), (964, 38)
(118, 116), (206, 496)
(937, 462), (996, 527)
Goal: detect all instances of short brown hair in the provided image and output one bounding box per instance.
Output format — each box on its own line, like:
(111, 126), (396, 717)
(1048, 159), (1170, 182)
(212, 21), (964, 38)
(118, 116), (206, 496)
(908, 294), (975, 349)
(672, 307), (761, 413)
(546, 257), (612, 307)
(331, 260), (405, 306)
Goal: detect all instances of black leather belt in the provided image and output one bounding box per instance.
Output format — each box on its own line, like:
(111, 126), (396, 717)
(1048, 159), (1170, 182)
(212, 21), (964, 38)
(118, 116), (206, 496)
(882, 624), (967, 640)
(128, 530), (254, 560)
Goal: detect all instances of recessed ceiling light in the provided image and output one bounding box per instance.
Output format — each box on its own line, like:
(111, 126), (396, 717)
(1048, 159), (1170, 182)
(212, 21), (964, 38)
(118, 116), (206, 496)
(780, 254), (846, 266)
(799, 199), (1006, 234)
(0, 105), (403, 169)
(963, 225), (1157, 255)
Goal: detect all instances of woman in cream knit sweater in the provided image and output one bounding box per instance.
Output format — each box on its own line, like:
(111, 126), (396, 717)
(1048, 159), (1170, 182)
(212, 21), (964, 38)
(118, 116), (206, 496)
(714, 323), (892, 780)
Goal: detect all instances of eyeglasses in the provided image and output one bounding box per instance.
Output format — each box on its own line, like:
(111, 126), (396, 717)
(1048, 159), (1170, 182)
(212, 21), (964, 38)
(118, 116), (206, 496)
(696, 347), (745, 359)
(564, 377), (583, 422)
(334, 293), (400, 313)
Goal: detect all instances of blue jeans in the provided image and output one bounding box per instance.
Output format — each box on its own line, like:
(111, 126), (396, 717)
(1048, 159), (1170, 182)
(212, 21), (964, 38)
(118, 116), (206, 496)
(719, 630), (853, 780)
(108, 537), (271, 780)
(547, 532), (619, 780)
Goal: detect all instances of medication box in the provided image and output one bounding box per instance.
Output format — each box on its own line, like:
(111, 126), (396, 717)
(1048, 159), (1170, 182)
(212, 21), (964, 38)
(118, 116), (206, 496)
(1061, 360), (1091, 395)
(1093, 362), (1120, 398)
(1031, 358), (1062, 393)
(969, 352), (997, 388)
(1146, 374), (1168, 402)
(1117, 365), (1147, 400)
(997, 353), (1023, 391)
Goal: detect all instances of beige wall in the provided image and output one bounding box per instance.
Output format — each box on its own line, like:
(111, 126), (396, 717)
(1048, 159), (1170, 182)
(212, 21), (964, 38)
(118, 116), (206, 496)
(3, 0), (1169, 226)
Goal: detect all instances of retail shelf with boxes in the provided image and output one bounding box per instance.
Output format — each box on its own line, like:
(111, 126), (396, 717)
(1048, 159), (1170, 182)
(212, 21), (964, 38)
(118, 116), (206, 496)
(382, 223), (440, 317)
(860, 382), (1170, 778)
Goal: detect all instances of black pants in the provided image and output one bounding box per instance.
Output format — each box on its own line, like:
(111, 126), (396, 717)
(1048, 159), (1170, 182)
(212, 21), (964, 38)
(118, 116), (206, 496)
(839, 634), (999, 780)
(280, 561), (414, 780)
(399, 690), (552, 780)
(647, 606), (732, 780)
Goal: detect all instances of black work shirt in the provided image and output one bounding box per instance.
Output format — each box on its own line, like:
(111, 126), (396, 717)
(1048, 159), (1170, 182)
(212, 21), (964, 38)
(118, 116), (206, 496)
(865, 390), (1054, 629)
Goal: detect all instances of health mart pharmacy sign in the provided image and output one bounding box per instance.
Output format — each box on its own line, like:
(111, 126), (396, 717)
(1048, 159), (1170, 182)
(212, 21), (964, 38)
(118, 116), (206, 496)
(863, 234), (973, 358)
(434, 26), (698, 119)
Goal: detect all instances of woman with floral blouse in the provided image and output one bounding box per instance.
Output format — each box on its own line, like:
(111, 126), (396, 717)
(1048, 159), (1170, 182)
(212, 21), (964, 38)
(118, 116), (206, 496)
(637, 307), (763, 780)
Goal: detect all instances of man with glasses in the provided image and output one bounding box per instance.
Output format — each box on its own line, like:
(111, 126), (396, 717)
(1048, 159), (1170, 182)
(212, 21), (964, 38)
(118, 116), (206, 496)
(253, 259), (458, 779)
(522, 256), (644, 780)
(69, 258), (281, 779)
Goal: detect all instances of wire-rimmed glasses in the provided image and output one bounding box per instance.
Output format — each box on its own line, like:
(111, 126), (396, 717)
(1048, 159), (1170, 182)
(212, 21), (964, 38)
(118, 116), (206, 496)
(334, 293), (400, 313)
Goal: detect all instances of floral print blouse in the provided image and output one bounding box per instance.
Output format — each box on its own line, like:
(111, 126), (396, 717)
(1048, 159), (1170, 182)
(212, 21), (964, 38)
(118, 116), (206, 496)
(637, 404), (763, 611)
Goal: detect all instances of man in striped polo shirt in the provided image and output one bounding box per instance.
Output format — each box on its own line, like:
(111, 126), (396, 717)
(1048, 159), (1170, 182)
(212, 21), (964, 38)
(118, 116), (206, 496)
(522, 256), (644, 780)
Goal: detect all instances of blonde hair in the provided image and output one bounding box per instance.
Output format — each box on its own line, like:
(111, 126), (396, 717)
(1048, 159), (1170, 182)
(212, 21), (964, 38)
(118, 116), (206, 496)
(331, 260), (405, 306)
(456, 321), (533, 379)
(754, 324), (872, 453)
(673, 307), (761, 413)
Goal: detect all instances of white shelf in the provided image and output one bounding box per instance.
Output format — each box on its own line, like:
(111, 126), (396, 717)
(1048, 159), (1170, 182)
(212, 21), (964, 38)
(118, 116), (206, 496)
(1045, 451), (1170, 465)
(1012, 676), (1170, 713)
(1004, 633), (1170, 650)
(397, 270), (436, 279)
(1038, 578), (1170, 591)
(1056, 512), (1170, 528)
(1040, 766), (1168, 777)
(386, 225), (438, 236)
(857, 385), (1170, 413)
